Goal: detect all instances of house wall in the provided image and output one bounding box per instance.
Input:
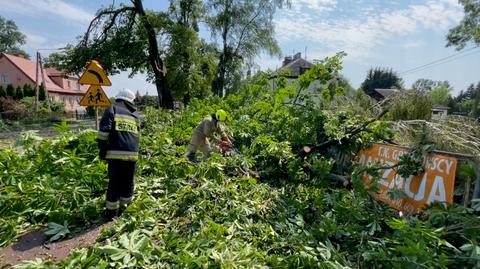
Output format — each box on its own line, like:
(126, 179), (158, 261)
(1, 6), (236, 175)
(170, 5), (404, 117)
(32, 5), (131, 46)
(49, 93), (85, 113)
(0, 57), (85, 113)
(431, 109), (448, 120)
(50, 76), (81, 92)
(0, 57), (34, 87)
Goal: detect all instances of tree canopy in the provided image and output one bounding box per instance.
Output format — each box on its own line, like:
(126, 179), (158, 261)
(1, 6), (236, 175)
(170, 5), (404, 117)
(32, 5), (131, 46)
(446, 0), (480, 50)
(44, 0), (288, 108)
(44, 1), (173, 108)
(411, 79), (453, 93)
(360, 67), (403, 95)
(206, 0), (289, 96)
(427, 86), (453, 106)
(0, 16), (29, 59)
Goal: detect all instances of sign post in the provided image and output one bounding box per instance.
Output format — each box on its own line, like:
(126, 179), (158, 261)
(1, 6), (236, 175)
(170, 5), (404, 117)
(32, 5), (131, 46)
(78, 60), (112, 130)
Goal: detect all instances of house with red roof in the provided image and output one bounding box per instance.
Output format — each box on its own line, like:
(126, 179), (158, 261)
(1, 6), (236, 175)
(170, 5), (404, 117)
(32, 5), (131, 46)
(0, 53), (87, 112)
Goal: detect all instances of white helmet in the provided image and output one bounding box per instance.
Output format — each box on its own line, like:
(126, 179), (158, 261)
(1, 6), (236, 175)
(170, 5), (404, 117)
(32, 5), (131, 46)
(115, 88), (136, 103)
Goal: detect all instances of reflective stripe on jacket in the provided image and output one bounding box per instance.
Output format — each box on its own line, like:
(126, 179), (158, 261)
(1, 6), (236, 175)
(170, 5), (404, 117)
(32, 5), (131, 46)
(98, 100), (140, 161)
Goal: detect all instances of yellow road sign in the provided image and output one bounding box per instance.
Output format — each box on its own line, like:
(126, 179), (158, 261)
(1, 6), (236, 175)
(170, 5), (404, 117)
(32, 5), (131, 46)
(80, 85), (111, 107)
(78, 60), (112, 86)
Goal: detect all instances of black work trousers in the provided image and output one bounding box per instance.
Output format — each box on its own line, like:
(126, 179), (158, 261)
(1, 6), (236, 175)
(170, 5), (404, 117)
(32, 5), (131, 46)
(106, 160), (137, 210)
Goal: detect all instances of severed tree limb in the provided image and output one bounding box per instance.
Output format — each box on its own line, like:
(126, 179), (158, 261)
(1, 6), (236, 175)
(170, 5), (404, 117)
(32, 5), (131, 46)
(299, 108), (389, 157)
(83, 6), (136, 46)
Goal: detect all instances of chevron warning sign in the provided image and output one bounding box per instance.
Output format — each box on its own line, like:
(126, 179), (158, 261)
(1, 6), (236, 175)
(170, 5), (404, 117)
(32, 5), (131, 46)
(78, 60), (112, 86)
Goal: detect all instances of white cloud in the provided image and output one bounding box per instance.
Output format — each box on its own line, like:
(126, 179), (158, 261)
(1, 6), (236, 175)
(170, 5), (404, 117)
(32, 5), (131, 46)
(403, 41), (424, 49)
(274, 0), (464, 60)
(1, 0), (93, 26)
(24, 33), (49, 49)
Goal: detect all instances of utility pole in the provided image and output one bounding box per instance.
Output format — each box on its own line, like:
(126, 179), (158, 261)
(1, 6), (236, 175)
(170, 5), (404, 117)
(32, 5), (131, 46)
(35, 52), (39, 112)
(34, 48), (66, 111)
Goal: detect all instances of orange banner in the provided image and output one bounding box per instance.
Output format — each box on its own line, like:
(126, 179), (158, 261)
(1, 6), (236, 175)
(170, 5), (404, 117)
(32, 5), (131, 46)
(357, 144), (457, 215)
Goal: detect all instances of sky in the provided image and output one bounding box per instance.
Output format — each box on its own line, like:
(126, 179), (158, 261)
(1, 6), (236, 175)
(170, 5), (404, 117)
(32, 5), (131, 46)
(1, 0), (479, 97)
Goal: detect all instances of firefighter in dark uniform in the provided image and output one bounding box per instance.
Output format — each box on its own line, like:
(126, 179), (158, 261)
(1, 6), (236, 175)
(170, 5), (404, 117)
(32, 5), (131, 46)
(97, 89), (140, 220)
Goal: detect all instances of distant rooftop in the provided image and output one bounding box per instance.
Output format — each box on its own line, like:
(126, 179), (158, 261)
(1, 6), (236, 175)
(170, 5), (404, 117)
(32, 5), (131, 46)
(279, 52), (313, 77)
(0, 53), (86, 94)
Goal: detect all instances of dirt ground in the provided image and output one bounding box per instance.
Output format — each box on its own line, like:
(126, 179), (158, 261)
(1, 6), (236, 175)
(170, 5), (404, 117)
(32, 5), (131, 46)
(0, 222), (113, 268)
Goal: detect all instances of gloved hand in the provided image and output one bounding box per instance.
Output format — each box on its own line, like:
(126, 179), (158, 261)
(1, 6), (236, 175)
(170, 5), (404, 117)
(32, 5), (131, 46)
(221, 136), (232, 145)
(218, 140), (233, 153)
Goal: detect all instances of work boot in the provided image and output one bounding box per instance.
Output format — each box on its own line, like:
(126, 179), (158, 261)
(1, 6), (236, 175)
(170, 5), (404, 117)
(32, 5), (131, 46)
(187, 152), (197, 163)
(103, 209), (117, 221)
(117, 205), (128, 217)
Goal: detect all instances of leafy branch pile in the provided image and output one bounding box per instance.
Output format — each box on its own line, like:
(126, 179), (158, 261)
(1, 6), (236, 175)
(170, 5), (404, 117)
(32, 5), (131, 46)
(3, 55), (480, 268)
(391, 117), (480, 159)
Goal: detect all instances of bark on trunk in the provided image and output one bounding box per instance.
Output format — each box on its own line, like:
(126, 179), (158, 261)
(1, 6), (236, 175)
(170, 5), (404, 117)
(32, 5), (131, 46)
(133, 0), (174, 109)
(212, 2), (231, 97)
(213, 55), (227, 96)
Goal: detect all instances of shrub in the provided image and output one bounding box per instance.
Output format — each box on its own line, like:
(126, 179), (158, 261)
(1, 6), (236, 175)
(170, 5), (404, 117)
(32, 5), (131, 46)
(15, 86), (24, 100)
(390, 90), (432, 120)
(5, 84), (15, 99)
(39, 84), (46, 101)
(23, 84), (35, 97)
(0, 97), (26, 120)
(0, 85), (6, 98)
(19, 96), (36, 107)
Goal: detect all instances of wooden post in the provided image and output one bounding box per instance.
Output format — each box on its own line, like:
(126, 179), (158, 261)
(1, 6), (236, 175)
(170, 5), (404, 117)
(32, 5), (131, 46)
(38, 53), (48, 101)
(35, 52), (39, 112)
(95, 107), (99, 130)
(464, 176), (472, 207)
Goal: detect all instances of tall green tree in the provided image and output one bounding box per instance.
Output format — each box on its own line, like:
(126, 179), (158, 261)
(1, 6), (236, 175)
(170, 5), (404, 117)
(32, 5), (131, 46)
(428, 86), (453, 106)
(360, 68), (403, 95)
(206, 0), (289, 96)
(446, 0), (480, 50)
(44, 1), (174, 109)
(412, 79), (453, 93)
(455, 83), (476, 102)
(159, 0), (217, 104)
(472, 82), (480, 118)
(0, 16), (29, 58)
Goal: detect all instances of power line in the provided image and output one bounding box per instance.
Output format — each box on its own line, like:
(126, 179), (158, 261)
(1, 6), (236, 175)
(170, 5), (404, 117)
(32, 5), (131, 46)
(402, 49), (480, 76)
(401, 49), (480, 76)
(399, 46), (479, 76)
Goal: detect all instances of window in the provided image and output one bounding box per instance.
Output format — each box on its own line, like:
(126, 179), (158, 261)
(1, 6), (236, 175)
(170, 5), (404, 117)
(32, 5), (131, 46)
(1, 74), (10, 85)
(67, 80), (71, 88)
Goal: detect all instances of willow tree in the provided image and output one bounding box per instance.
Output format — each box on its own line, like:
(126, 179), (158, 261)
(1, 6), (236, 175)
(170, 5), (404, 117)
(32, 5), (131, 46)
(206, 0), (289, 96)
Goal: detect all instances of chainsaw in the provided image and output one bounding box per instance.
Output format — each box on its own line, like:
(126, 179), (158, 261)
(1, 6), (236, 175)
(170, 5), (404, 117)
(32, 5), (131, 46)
(218, 140), (235, 155)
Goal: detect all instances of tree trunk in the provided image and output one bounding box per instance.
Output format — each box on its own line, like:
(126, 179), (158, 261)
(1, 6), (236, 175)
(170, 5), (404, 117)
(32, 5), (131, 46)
(212, 2), (231, 97)
(133, 0), (174, 109)
(212, 54), (227, 96)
